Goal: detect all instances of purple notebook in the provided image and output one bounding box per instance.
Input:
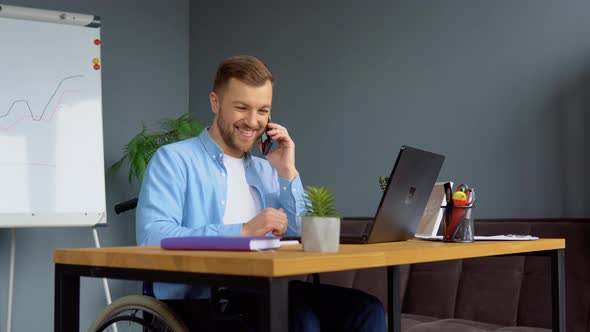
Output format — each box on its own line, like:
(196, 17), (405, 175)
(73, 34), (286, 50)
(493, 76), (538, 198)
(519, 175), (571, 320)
(161, 236), (281, 251)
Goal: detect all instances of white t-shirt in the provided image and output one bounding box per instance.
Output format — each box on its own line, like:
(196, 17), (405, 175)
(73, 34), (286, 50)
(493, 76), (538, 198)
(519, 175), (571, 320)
(222, 154), (261, 225)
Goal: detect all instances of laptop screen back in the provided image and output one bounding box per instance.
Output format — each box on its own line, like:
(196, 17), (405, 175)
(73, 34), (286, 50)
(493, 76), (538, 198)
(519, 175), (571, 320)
(366, 146), (445, 243)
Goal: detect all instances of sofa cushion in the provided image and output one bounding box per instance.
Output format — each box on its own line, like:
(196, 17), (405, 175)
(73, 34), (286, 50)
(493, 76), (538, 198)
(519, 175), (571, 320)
(401, 313), (438, 330)
(402, 314), (550, 332)
(454, 256), (526, 326)
(403, 260), (461, 319)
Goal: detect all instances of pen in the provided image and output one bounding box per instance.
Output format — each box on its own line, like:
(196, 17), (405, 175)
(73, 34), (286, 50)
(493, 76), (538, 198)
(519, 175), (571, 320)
(465, 188), (475, 205)
(443, 182), (453, 207)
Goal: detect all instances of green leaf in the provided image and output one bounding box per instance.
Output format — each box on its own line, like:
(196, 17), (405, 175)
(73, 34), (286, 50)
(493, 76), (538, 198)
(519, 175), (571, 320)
(379, 176), (389, 193)
(108, 112), (205, 184)
(304, 186), (338, 217)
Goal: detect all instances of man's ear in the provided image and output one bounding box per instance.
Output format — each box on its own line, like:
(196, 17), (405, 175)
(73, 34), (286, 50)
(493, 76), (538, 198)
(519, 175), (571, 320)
(209, 91), (220, 114)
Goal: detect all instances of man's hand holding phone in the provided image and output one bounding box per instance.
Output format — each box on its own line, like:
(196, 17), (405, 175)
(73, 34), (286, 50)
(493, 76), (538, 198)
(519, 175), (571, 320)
(259, 121), (298, 180)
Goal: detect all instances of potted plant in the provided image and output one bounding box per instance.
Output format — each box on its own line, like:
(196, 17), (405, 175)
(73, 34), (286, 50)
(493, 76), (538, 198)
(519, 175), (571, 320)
(109, 113), (205, 184)
(379, 176), (389, 192)
(301, 186), (340, 252)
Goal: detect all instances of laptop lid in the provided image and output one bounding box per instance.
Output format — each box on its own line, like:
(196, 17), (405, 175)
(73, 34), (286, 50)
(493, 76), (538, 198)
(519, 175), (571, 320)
(365, 146), (444, 243)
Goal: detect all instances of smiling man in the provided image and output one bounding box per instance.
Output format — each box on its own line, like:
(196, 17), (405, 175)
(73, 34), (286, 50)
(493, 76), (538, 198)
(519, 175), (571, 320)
(136, 55), (386, 331)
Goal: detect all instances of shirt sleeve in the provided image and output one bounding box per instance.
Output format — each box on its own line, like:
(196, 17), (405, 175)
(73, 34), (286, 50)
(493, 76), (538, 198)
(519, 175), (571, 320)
(277, 174), (306, 236)
(136, 147), (242, 246)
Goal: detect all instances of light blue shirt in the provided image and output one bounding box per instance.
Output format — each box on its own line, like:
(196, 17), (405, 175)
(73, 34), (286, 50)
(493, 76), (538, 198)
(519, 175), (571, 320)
(136, 128), (305, 299)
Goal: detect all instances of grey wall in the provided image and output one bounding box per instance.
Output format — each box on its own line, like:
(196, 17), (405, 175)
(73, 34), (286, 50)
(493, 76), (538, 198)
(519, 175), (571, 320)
(190, 0), (590, 219)
(0, 0), (188, 331)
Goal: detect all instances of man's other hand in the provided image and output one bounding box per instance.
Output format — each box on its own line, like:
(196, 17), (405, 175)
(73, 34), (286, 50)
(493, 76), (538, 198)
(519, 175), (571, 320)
(242, 208), (288, 236)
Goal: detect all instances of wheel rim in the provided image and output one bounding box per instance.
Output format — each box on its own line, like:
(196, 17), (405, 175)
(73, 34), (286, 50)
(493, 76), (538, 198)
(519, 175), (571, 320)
(95, 307), (177, 332)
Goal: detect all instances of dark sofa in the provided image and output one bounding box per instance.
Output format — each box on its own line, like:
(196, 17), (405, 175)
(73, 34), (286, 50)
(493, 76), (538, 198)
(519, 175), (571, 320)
(319, 218), (590, 331)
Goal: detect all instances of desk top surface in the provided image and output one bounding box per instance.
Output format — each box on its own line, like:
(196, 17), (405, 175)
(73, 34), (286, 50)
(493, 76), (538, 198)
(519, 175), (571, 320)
(54, 239), (564, 277)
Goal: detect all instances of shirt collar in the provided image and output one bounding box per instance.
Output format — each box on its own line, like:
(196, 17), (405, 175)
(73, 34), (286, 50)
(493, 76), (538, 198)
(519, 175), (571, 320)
(199, 127), (253, 167)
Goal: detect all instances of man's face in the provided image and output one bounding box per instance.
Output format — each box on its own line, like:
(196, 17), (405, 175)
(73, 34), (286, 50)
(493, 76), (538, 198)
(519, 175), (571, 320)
(210, 78), (273, 157)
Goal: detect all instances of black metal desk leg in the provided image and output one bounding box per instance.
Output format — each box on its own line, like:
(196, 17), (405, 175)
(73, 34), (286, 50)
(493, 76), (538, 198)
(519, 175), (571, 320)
(312, 273), (320, 285)
(388, 266), (401, 332)
(261, 277), (289, 332)
(54, 264), (80, 332)
(551, 249), (566, 332)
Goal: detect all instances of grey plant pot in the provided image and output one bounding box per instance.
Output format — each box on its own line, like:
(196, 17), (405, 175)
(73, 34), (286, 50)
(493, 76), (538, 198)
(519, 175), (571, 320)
(301, 216), (341, 252)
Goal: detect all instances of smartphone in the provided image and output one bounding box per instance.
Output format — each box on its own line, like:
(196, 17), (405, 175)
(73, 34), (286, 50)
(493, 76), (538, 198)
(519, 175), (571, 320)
(260, 122), (274, 155)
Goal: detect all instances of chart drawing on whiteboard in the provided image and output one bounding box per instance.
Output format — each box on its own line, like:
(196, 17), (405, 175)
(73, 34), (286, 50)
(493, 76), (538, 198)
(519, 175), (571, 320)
(0, 13), (105, 227)
(1, 75), (83, 125)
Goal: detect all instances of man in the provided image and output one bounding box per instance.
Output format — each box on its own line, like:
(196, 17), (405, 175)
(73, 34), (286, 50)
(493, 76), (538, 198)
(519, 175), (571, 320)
(137, 55), (386, 331)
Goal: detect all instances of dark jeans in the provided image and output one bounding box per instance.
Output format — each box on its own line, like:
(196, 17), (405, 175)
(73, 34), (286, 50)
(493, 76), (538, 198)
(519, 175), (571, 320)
(167, 280), (386, 332)
(225, 281), (386, 332)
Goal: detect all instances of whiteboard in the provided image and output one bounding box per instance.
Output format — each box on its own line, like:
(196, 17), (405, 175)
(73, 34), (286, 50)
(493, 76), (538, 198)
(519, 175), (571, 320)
(0, 5), (106, 227)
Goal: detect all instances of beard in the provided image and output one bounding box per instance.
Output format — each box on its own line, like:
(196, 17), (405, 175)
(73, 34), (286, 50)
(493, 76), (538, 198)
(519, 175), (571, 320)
(216, 110), (262, 154)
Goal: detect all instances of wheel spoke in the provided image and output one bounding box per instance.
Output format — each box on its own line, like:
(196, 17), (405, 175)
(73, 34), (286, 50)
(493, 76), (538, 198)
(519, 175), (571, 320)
(89, 295), (188, 332)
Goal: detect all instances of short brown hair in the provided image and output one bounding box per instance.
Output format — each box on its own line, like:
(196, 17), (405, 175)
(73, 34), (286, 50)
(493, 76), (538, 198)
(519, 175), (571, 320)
(213, 55), (274, 94)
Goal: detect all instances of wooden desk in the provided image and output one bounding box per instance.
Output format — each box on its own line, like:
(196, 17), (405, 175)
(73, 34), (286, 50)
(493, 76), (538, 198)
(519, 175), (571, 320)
(54, 239), (566, 332)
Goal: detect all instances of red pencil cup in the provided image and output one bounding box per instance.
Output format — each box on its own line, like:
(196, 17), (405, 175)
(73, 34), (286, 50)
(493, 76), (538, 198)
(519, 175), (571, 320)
(442, 205), (474, 242)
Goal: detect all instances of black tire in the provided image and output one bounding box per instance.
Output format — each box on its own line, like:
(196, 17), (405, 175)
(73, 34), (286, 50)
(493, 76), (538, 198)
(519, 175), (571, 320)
(88, 295), (189, 332)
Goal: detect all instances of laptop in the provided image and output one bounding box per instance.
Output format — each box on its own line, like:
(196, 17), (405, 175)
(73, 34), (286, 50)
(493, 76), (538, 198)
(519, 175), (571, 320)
(339, 145), (445, 244)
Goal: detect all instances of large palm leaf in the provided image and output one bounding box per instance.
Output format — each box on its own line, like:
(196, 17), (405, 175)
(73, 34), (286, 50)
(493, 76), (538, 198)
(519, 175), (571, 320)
(109, 113), (205, 184)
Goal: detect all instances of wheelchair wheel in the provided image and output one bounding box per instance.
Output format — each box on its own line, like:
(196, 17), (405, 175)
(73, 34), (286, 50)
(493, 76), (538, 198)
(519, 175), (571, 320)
(88, 295), (189, 332)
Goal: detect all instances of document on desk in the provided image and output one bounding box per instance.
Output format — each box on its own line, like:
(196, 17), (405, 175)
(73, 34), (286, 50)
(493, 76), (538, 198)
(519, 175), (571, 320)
(279, 240), (300, 246)
(415, 234), (539, 241)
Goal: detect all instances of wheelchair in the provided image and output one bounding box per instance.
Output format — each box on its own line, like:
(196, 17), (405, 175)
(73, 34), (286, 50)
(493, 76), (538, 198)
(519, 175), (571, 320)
(89, 284), (251, 331)
(89, 198), (250, 332)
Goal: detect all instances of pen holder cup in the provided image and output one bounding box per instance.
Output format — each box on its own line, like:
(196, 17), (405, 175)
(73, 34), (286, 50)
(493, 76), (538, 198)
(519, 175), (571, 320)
(442, 205), (474, 242)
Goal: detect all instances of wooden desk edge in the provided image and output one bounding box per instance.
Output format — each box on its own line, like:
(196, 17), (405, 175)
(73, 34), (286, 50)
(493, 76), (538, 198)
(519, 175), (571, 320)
(53, 239), (565, 277)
